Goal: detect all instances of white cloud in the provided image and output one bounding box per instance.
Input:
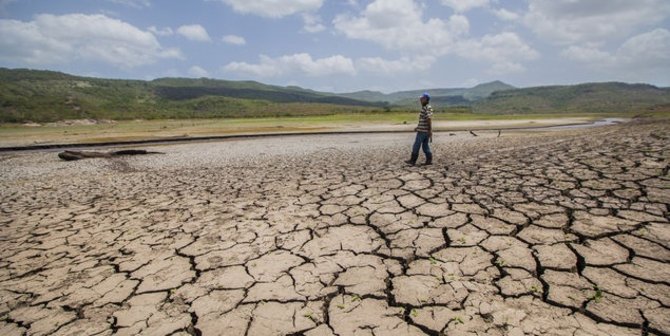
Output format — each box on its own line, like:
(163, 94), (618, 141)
(216, 0), (323, 18)
(177, 24), (211, 42)
(455, 32), (540, 74)
(333, 0), (537, 75)
(148, 26), (173, 36)
(0, 13), (182, 68)
(440, 0), (489, 13)
(561, 45), (614, 65)
(188, 65), (210, 77)
(302, 13), (325, 33)
(563, 29), (670, 75)
(493, 8), (519, 21)
(108, 0), (151, 8)
(333, 0), (468, 52)
(356, 56), (435, 74)
(225, 54), (436, 78)
(524, 0), (670, 45)
(618, 28), (670, 69)
(222, 34), (246, 45)
(223, 53), (356, 77)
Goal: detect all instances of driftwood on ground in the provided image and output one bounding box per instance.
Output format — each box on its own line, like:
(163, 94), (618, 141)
(58, 149), (163, 161)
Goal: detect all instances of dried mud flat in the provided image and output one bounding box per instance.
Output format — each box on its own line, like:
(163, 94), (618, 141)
(0, 120), (668, 336)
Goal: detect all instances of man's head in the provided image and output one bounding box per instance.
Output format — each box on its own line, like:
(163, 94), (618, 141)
(419, 92), (430, 106)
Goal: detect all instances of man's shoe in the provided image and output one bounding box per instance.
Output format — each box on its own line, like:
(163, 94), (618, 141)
(405, 153), (418, 166)
(423, 154), (433, 165)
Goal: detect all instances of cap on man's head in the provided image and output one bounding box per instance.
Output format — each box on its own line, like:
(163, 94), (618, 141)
(419, 92), (430, 101)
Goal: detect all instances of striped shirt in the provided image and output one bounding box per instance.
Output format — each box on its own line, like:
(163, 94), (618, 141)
(416, 105), (433, 132)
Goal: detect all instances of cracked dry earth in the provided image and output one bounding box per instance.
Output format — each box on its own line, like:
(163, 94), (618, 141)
(1, 120), (669, 336)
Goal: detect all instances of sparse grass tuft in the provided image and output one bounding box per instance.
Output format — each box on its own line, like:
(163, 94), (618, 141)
(589, 285), (603, 302)
(450, 316), (464, 325)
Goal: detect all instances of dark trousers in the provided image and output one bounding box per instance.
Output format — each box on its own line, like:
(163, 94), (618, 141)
(411, 131), (432, 157)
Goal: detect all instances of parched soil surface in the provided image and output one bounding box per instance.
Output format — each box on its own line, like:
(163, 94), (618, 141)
(0, 121), (668, 336)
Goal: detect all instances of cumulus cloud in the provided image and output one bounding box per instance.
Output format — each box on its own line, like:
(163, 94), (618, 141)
(618, 28), (670, 68)
(493, 8), (520, 21)
(302, 13), (325, 33)
(524, 0), (670, 45)
(440, 0), (489, 13)
(333, 0), (468, 52)
(176, 24), (211, 42)
(456, 32), (540, 74)
(188, 65), (210, 77)
(223, 53), (356, 77)
(563, 29), (670, 75)
(216, 0), (323, 18)
(334, 0), (537, 75)
(561, 45), (615, 65)
(222, 34), (246, 45)
(0, 13), (182, 68)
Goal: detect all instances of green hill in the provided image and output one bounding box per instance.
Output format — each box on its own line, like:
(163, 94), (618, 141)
(463, 81), (516, 100)
(473, 82), (670, 114)
(0, 68), (386, 123)
(2, 68), (668, 122)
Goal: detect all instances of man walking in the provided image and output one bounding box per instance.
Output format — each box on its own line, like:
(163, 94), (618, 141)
(406, 92), (433, 166)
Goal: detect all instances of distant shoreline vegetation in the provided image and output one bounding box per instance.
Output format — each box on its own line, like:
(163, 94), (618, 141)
(1, 68), (669, 123)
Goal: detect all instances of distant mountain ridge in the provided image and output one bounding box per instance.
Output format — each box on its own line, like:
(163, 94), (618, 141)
(473, 82), (670, 114)
(1, 68), (668, 122)
(0, 68), (388, 122)
(337, 80), (516, 105)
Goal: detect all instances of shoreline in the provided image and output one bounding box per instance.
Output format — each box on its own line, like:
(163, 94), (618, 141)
(0, 117), (626, 152)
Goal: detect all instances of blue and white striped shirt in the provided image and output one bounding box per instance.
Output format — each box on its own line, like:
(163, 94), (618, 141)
(416, 105), (433, 132)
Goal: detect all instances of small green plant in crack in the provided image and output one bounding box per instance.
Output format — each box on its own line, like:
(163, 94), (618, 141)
(457, 237), (466, 244)
(337, 304), (345, 310)
(429, 256), (440, 265)
(303, 312), (317, 323)
(450, 316), (464, 325)
(530, 285), (541, 294)
(589, 285), (603, 302)
(494, 258), (507, 267)
(410, 308), (418, 318)
(351, 294), (361, 302)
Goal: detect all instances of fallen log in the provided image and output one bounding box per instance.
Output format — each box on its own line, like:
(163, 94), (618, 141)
(58, 149), (163, 161)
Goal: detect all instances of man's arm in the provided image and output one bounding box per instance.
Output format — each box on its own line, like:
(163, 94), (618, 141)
(427, 117), (432, 141)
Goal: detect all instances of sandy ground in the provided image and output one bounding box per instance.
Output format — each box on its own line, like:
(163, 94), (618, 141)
(0, 121), (668, 336)
(0, 117), (601, 148)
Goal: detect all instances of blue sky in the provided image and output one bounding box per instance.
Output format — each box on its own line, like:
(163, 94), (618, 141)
(1, 0), (669, 93)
